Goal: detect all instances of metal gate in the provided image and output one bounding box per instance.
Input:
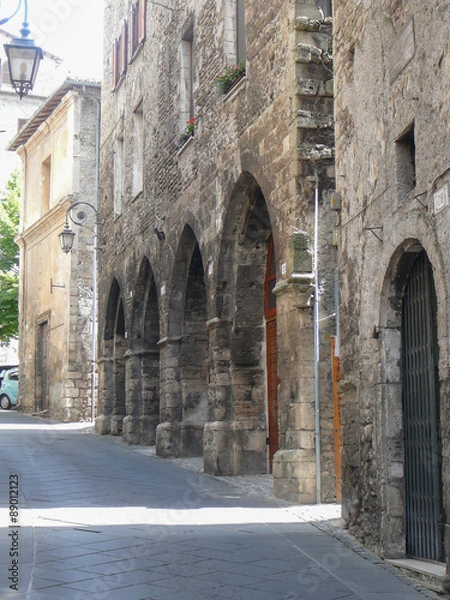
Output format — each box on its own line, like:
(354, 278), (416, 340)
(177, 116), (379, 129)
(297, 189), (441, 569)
(401, 251), (445, 562)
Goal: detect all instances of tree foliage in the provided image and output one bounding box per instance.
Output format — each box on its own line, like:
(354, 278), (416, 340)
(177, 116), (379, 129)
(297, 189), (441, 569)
(0, 172), (20, 345)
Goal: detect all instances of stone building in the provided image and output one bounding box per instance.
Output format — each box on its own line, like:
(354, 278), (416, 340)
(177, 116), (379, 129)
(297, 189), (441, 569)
(9, 80), (101, 422)
(0, 28), (63, 191)
(97, 0), (337, 504)
(334, 0), (449, 588)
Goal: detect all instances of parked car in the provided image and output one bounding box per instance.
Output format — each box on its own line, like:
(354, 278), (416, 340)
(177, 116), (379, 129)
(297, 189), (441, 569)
(0, 367), (19, 409)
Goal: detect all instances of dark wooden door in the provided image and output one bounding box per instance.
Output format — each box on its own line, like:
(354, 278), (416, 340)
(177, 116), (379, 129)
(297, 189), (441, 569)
(36, 321), (49, 412)
(265, 237), (279, 472)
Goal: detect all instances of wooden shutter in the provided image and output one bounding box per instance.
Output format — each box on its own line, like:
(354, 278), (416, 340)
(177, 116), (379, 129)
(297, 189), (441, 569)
(120, 21), (127, 76)
(138, 0), (146, 44)
(129, 5), (136, 56)
(112, 42), (117, 88)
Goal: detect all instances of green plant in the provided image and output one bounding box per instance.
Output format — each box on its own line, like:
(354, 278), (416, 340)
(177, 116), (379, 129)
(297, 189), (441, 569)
(0, 171), (20, 345)
(216, 61), (246, 95)
(179, 117), (195, 146)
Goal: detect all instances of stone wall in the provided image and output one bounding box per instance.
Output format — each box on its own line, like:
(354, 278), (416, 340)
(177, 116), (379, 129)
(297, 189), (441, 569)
(15, 84), (100, 422)
(98, 0), (337, 503)
(335, 0), (450, 578)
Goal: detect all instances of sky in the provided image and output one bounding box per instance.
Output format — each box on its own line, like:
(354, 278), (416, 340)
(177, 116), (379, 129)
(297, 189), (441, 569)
(0, 0), (104, 79)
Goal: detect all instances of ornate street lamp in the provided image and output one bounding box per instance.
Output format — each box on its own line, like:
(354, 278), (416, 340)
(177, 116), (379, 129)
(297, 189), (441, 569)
(1, 0), (43, 100)
(59, 222), (76, 254)
(59, 202), (100, 253)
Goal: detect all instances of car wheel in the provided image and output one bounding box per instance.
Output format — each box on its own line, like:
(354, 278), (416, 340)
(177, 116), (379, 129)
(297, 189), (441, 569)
(0, 394), (11, 410)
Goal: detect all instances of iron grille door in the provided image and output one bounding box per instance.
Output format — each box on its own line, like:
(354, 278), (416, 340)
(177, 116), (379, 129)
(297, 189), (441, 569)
(402, 251), (445, 562)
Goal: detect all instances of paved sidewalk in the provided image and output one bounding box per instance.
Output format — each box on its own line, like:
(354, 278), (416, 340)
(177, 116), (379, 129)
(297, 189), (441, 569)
(0, 411), (443, 599)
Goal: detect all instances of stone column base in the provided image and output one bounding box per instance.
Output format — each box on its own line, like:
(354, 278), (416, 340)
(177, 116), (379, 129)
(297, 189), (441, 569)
(156, 421), (180, 457)
(139, 415), (159, 446)
(95, 414), (111, 435)
(122, 415), (140, 445)
(204, 421), (232, 475)
(204, 420), (266, 476)
(110, 414), (125, 436)
(272, 449), (317, 504)
(232, 420), (266, 474)
(179, 422), (204, 457)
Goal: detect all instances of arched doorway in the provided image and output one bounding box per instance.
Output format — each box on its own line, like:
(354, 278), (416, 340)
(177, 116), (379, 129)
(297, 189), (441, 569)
(401, 250), (445, 561)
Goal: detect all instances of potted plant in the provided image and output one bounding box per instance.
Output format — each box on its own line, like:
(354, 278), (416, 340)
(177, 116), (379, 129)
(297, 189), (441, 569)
(179, 117), (195, 146)
(216, 62), (246, 95)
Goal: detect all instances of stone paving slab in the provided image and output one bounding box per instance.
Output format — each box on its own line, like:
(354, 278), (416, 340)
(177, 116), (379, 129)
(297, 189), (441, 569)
(0, 411), (445, 599)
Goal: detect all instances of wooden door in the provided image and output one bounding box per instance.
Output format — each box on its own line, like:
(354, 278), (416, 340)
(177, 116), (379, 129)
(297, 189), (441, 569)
(36, 321), (49, 412)
(265, 237), (279, 472)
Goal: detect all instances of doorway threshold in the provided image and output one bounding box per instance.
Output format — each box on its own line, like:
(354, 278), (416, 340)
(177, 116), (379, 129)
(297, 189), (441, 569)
(386, 558), (448, 594)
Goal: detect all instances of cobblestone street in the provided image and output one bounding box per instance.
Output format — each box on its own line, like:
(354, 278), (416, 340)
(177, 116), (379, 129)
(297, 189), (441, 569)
(0, 411), (440, 599)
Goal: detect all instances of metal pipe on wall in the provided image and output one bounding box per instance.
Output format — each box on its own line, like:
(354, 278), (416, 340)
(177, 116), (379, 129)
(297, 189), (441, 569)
(314, 172), (321, 504)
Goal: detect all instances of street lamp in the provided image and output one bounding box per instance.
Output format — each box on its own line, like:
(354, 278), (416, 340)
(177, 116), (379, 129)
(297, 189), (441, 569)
(59, 222), (76, 254)
(59, 201), (101, 424)
(1, 0), (43, 100)
(59, 202), (100, 253)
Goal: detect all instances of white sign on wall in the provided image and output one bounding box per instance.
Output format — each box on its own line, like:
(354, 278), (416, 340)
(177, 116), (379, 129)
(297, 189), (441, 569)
(434, 184), (449, 213)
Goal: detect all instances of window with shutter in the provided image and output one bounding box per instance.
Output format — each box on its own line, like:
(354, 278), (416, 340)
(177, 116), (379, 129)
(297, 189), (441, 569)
(112, 21), (128, 89)
(131, 0), (146, 58)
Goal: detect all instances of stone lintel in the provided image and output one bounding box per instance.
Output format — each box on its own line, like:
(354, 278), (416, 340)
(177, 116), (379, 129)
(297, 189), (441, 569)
(296, 43), (332, 67)
(297, 77), (334, 98)
(157, 336), (182, 348)
(294, 16), (333, 32)
(124, 348), (159, 358)
(298, 143), (334, 161)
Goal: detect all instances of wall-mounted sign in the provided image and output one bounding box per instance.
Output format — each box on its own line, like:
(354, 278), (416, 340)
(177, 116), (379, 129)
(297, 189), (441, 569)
(390, 18), (415, 83)
(434, 184), (449, 213)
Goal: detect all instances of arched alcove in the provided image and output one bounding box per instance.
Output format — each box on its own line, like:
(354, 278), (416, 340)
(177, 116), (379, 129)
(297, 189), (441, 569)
(205, 172), (275, 475)
(123, 258), (161, 445)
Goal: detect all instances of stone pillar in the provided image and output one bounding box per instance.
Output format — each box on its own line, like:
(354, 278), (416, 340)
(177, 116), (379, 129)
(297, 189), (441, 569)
(122, 350), (141, 445)
(204, 318), (233, 475)
(204, 421), (232, 475)
(272, 231), (317, 504)
(155, 337), (182, 457)
(110, 338), (127, 436)
(95, 353), (114, 435)
(140, 349), (160, 445)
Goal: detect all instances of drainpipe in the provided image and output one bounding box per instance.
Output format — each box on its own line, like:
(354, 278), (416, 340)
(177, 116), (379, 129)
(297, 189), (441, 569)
(313, 170), (321, 504)
(82, 84), (101, 424)
(334, 269), (340, 358)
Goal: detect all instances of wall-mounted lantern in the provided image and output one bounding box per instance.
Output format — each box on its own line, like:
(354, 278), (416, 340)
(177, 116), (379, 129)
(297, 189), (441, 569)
(1, 0), (43, 100)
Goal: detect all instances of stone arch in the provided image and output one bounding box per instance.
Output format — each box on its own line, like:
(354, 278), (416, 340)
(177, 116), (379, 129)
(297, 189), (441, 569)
(157, 225), (208, 457)
(205, 171), (273, 475)
(123, 258), (161, 446)
(96, 278), (128, 436)
(378, 239), (446, 560)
